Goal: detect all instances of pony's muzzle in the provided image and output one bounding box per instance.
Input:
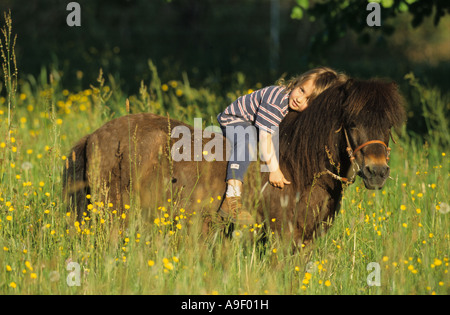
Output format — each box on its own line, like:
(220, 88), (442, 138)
(360, 158), (390, 190)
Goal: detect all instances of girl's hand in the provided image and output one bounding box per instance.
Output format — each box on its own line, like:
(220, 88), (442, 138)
(269, 168), (291, 189)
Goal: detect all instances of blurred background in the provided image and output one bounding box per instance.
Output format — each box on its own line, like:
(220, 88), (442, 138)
(0, 0), (449, 139)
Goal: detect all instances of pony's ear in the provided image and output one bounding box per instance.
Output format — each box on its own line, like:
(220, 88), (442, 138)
(344, 78), (354, 88)
(338, 78), (353, 99)
(340, 78), (354, 93)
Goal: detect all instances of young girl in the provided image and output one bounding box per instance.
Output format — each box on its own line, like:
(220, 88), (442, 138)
(217, 67), (347, 224)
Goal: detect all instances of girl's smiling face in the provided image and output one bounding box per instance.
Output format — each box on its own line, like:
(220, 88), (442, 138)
(288, 79), (315, 112)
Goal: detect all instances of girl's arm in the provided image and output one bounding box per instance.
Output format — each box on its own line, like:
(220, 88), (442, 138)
(259, 130), (291, 189)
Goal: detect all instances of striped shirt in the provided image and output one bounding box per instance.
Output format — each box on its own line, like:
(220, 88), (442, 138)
(217, 85), (290, 134)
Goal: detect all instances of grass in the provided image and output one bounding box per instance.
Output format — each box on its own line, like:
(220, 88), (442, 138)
(0, 16), (448, 295)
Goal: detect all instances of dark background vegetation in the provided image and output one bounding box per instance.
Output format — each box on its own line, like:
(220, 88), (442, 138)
(1, 0), (449, 137)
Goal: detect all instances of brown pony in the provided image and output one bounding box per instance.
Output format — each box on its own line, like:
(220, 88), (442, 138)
(63, 78), (405, 246)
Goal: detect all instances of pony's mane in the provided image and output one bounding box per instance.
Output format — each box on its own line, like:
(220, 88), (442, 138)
(278, 78), (405, 190)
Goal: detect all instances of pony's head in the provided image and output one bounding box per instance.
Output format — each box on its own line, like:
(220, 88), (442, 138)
(340, 79), (406, 189)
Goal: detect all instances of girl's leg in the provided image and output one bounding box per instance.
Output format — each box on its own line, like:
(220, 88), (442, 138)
(219, 123), (255, 224)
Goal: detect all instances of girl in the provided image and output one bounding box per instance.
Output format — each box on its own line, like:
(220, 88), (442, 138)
(217, 67), (347, 224)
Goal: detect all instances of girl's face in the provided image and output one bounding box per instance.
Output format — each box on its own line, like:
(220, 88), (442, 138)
(288, 79), (315, 112)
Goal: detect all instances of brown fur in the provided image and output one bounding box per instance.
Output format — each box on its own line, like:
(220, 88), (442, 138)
(63, 79), (405, 246)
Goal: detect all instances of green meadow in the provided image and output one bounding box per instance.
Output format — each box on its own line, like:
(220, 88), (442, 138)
(0, 12), (448, 295)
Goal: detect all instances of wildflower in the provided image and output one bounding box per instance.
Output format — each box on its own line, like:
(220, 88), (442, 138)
(9, 282), (17, 289)
(400, 205), (406, 211)
(6, 215), (12, 221)
(324, 280), (331, 287)
(434, 258), (442, 267)
(382, 256), (389, 262)
(30, 273), (37, 279)
(25, 261), (33, 271)
(148, 260), (155, 267)
(163, 258), (174, 271)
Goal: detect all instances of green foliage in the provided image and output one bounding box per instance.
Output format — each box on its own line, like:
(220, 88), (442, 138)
(290, 0), (450, 62)
(404, 72), (450, 147)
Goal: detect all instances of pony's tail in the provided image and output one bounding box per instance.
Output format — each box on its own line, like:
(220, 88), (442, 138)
(62, 135), (90, 220)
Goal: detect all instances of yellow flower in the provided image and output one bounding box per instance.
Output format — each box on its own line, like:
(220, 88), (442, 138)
(163, 258), (174, 271)
(25, 261), (33, 271)
(30, 273), (37, 279)
(382, 256), (389, 262)
(434, 258), (442, 266)
(9, 282), (17, 289)
(6, 215), (12, 221)
(148, 260), (155, 267)
(400, 205), (406, 211)
(324, 280), (331, 287)
(6, 265), (12, 271)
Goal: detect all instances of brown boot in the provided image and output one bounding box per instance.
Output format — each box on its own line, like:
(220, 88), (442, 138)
(218, 196), (255, 225)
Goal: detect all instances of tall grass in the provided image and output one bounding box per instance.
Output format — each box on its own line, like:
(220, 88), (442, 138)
(0, 17), (448, 295)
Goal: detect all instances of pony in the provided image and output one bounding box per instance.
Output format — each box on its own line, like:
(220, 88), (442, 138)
(63, 78), (405, 246)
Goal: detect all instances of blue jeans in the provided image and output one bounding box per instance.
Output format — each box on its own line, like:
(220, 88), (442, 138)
(220, 122), (259, 182)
